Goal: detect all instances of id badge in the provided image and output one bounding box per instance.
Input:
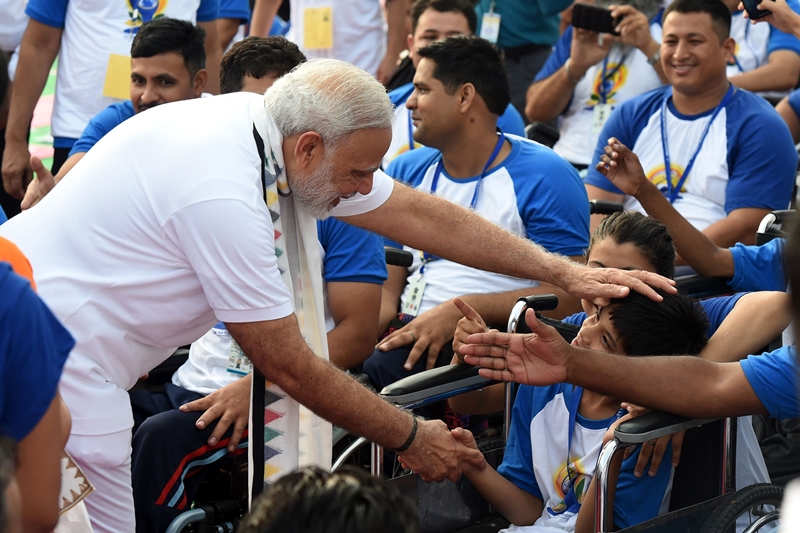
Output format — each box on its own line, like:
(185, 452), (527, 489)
(303, 6), (334, 49)
(591, 104), (613, 134)
(400, 276), (427, 317)
(102, 54), (132, 100)
(479, 12), (502, 44)
(226, 338), (253, 376)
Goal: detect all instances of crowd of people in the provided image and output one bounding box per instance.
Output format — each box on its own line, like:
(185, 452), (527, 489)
(0, 0), (799, 532)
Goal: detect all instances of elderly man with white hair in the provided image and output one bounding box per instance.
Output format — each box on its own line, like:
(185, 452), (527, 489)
(0, 59), (671, 533)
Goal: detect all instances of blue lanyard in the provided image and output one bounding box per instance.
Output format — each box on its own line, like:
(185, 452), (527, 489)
(419, 130), (506, 269)
(407, 111), (416, 152)
(598, 52), (630, 104)
(563, 386), (626, 511)
(733, 22), (761, 72)
(660, 84), (734, 204)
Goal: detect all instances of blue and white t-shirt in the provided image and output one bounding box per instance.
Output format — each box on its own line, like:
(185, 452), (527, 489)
(727, 3), (800, 93)
(741, 346), (799, 419)
(499, 383), (672, 532)
(729, 239), (787, 293)
(69, 100), (136, 157)
(26, 0), (219, 148)
(383, 82), (526, 169)
(534, 21), (665, 166)
(385, 137), (589, 316)
(172, 217), (387, 394)
(585, 86), (797, 231)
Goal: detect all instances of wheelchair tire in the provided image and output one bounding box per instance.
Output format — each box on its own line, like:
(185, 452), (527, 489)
(700, 483), (783, 533)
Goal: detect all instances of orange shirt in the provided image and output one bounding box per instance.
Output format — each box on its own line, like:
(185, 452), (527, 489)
(0, 237), (36, 290)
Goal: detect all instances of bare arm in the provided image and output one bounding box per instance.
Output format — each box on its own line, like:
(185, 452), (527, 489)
(3, 20), (62, 199)
(702, 291), (792, 363)
(249, 0), (283, 37)
(17, 394), (66, 532)
(730, 50), (800, 93)
(198, 20), (221, 94)
(376, 0), (408, 85)
(342, 182), (675, 304)
(327, 281), (383, 369)
(777, 95), (800, 142)
(378, 264), (407, 335)
(21, 152), (85, 210)
(225, 315), (483, 481)
(216, 18), (241, 52)
(693, 207), (770, 247)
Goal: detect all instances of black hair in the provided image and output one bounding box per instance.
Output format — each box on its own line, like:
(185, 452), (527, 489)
(410, 0), (477, 35)
(238, 466), (419, 533)
(416, 35), (510, 116)
(0, 437), (16, 533)
(220, 36), (307, 94)
(588, 211), (676, 279)
(664, 0), (732, 42)
(130, 17), (206, 76)
(606, 289), (709, 356)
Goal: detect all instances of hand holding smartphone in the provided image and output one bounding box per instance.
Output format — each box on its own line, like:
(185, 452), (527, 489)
(742, 0), (776, 20)
(572, 4), (622, 35)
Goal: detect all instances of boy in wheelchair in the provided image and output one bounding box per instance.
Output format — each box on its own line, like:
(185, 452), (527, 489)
(450, 290), (709, 533)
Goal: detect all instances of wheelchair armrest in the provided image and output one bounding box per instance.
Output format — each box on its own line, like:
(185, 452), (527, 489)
(756, 210), (796, 246)
(675, 274), (731, 299)
(379, 364), (495, 408)
(614, 410), (717, 444)
(589, 199), (624, 215)
(385, 247), (413, 268)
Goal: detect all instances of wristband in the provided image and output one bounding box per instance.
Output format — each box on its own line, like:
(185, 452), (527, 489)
(647, 49), (661, 66)
(564, 58), (584, 84)
(390, 417), (418, 453)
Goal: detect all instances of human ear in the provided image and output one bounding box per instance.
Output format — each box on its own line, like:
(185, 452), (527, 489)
(458, 83), (476, 112)
(193, 69), (208, 96)
(293, 132), (324, 169)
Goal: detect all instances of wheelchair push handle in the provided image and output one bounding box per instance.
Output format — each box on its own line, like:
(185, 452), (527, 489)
(517, 294), (559, 312)
(384, 247), (413, 268)
(589, 199), (624, 215)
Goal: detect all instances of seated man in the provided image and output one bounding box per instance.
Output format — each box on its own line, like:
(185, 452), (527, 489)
(364, 35), (590, 392)
(455, 289), (710, 533)
(525, 0), (666, 170)
(382, 0), (525, 169)
(584, 0), (797, 245)
(723, 0), (800, 94)
(21, 17), (209, 209)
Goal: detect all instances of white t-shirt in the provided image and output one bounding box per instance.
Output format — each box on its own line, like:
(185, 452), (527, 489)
(0, 92), (393, 435)
(287, 0), (385, 75)
(534, 23), (664, 166)
(0, 0), (27, 53)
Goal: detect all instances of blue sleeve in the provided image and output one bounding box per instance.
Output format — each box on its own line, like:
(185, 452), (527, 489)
(613, 446), (673, 528)
(699, 293), (747, 337)
(497, 385), (542, 499)
(69, 101), (135, 157)
(512, 143), (590, 257)
(725, 96), (797, 214)
(0, 266), (73, 441)
(562, 312), (587, 326)
(196, 0), (220, 22)
(740, 346), (799, 419)
(217, 0), (250, 21)
(498, 104), (525, 138)
(729, 239), (787, 292)
(318, 218), (387, 284)
(768, 0), (800, 55)
(534, 26), (572, 82)
(25, 0), (69, 28)
(584, 92), (662, 193)
(0, 209), (7, 225)
(789, 88), (800, 120)
(388, 84), (413, 108)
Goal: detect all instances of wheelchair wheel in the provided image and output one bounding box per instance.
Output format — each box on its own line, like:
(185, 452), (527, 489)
(700, 483), (783, 533)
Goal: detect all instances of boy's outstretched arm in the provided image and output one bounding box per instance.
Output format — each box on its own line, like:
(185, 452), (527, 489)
(597, 138), (735, 278)
(450, 428), (544, 526)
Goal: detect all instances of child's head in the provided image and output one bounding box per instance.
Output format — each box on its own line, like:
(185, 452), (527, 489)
(583, 212), (676, 316)
(573, 289), (709, 357)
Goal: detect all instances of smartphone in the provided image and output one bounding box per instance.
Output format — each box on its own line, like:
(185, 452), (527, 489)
(571, 3), (621, 36)
(742, 0), (774, 20)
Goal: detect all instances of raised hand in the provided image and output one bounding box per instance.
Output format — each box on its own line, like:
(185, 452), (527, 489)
(452, 297), (491, 360)
(595, 137), (650, 197)
(21, 156), (57, 209)
(610, 5), (657, 53)
(461, 309), (571, 386)
(376, 300), (463, 371)
(740, 0), (800, 37)
(2, 140), (33, 200)
(180, 374), (251, 451)
(569, 28), (613, 78)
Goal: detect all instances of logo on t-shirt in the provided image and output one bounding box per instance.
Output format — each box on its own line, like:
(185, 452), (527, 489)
(548, 458), (592, 514)
(647, 162), (687, 198)
(586, 62), (628, 107)
(125, 0), (169, 34)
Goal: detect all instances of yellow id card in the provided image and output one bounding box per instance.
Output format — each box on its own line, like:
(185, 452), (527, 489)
(102, 54), (132, 100)
(303, 6), (333, 50)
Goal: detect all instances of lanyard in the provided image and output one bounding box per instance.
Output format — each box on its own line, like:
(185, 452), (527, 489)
(563, 386), (626, 511)
(407, 111), (416, 152)
(419, 130), (506, 271)
(660, 83), (734, 204)
(733, 22), (761, 72)
(598, 52), (630, 104)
